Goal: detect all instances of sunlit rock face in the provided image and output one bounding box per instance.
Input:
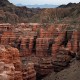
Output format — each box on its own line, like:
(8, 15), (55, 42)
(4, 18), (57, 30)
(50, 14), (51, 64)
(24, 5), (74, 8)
(0, 45), (22, 80)
(0, 61), (15, 80)
(0, 23), (80, 80)
(36, 38), (54, 57)
(1, 32), (16, 45)
(0, 45), (36, 80)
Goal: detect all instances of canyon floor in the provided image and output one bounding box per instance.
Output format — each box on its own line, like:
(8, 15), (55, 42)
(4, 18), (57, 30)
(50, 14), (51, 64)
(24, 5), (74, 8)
(43, 58), (80, 80)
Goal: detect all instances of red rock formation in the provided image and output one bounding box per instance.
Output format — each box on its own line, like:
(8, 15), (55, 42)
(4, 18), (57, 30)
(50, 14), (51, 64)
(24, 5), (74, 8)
(27, 63), (36, 80)
(39, 26), (57, 38)
(66, 41), (72, 51)
(32, 25), (40, 31)
(36, 58), (53, 76)
(72, 30), (78, 53)
(0, 23), (80, 80)
(36, 38), (53, 57)
(22, 62), (36, 80)
(52, 31), (66, 58)
(0, 23), (13, 32)
(20, 37), (30, 57)
(0, 45), (37, 80)
(0, 61), (15, 80)
(29, 37), (34, 54)
(0, 45), (23, 80)
(1, 32), (16, 45)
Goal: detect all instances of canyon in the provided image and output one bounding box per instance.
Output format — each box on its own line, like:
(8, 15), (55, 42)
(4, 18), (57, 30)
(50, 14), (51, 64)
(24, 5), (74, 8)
(0, 0), (80, 80)
(0, 23), (80, 80)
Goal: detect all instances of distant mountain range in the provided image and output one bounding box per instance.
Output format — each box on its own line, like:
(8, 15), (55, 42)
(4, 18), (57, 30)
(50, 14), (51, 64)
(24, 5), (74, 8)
(0, 0), (80, 24)
(16, 4), (59, 8)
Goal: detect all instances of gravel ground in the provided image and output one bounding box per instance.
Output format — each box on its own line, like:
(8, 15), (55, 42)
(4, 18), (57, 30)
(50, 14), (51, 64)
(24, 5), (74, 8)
(43, 59), (80, 80)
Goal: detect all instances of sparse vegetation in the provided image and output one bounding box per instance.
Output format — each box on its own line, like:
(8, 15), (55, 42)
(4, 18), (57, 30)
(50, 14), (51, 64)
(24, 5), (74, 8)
(0, 0), (80, 26)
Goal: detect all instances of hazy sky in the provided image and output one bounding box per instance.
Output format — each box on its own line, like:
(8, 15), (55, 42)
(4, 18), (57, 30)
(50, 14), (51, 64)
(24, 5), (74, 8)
(9, 0), (80, 5)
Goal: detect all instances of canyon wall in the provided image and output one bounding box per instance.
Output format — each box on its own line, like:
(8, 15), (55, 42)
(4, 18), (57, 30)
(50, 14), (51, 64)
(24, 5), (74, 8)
(0, 23), (80, 80)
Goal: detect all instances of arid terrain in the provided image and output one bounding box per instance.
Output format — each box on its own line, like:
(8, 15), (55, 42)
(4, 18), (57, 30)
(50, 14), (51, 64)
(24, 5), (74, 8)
(0, 0), (80, 24)
(0, 23), (80, 80)
(0, 0), (80, 80)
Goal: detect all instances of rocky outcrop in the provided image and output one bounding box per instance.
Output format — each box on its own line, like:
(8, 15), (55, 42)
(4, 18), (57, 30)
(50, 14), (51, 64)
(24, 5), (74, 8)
(43, 60), (80, 80)
(36, 38), (53, 57)
(22, 62), (36, 80)
(36, 57), (53, 76)
(27, 63), (36, 80)
(0, 45), (37, 80)
(0, 23), (80, 80)
(0, 0), (14, 7)
(0, 45), (23, 80)
(39, 26), (57, 38)
(1, 31), (16, 45)
(0, 61), (15, 80)
(52, 31), (66, 58)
